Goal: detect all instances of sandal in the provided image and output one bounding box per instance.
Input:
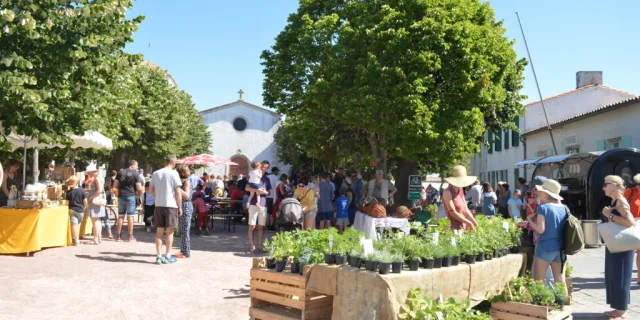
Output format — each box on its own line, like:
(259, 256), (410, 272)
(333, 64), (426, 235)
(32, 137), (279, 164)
(174, 253), (188, 259)
(604, 310), (626, 319)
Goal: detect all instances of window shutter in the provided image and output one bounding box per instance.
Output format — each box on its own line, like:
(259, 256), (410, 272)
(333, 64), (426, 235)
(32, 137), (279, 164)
(495, 129), (502, 152)
(488, 131), (494, 154)
(621, 136), (632, 148)
(504, 129), (510, 149)
(512, 116), (520, 147)
(547, 149), (553, 156)
(533, 151), (539, 157)
(597, 140), (606, 151)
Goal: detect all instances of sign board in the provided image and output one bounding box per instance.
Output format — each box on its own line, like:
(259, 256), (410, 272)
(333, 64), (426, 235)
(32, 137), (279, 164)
(408, 175), (422, 200)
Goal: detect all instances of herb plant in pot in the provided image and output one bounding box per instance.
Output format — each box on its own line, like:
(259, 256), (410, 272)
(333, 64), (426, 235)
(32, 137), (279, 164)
(377, 250), (393, 275)
(348, 249), (363, 268)
(262, 239), (276, 269)
(441, 243), (457, 267)
(418, 243), (434, 269)
(553, 283), (568, 309)
(391, 253), (403, 274)
(432, 246), (444, 268)
(365, 252), (379, 272)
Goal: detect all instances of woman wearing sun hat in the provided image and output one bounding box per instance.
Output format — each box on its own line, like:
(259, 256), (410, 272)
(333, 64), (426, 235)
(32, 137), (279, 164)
(601, 175), (635, 319)
(525, 179), (567, 287)
(84, 164), (106, 244)
(442, 165), (478, 230)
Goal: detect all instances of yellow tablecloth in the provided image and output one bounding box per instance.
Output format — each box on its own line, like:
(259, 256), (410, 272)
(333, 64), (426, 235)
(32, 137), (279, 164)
(0, 206), (72, 254)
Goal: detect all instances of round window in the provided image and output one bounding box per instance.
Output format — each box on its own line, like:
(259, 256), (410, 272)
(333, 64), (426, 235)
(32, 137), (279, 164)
(233, 117), (247, 131)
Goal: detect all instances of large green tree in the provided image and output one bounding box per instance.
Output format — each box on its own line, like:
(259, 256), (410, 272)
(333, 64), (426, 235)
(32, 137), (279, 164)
(262, 0), (526, 177)
(0, 0), (144, 145)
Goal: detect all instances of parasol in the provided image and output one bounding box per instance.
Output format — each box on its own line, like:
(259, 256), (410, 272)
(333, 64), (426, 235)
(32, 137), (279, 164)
(176, 154), (238, 166)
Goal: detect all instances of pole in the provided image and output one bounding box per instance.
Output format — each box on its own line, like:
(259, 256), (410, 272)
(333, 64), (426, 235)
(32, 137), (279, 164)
(22, 142), (26, 188)
(515, 12), (558, 156)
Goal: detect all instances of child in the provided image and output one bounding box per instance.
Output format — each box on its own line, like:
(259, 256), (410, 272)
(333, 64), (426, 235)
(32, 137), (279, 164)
(206, 175), (215, 195)
(334, 188), (350, 233)
(317, 172), (335, 229)
(507, 189), (523, 219)
(144, 182), (155, 233)
(193, 190), (209, 235)
(247, 161), (266, 208)
(65, 176), (87, 246)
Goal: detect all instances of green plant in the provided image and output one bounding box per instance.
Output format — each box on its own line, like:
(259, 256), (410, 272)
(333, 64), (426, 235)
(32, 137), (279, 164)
(565, 263), (573, 278)
(365, 251), (379, 262)
(349, 248), (364, 259)
(399, 288), (492, 320)
(391, 253), (404, 263)
(416, 242), (432, 260)
(377, 250), (395, 264)
(552, 283), (568, 303)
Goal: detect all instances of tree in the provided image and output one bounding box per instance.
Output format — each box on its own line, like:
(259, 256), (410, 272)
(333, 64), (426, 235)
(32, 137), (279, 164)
(0, 1), (144, 145)
(262, 0), (526, 177)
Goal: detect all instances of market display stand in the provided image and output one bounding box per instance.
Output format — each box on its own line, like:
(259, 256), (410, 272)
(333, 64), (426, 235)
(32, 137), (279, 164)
(352, 211), (410, 239)
(249, 258), (332, 320)
(0, 206), (71, 255)
(490, 302), (572, 320)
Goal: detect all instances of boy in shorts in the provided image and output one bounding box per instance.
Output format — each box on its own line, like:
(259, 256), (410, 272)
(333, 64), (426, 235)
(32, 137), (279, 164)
(334, 188), (349, 233)
(65, 176), (87, 245)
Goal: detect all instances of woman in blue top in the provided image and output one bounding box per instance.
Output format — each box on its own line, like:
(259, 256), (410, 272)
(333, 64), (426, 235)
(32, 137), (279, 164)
(480, 182), (497, 216)
(601, 175), (635, 319)
(525, 179), (567, 286)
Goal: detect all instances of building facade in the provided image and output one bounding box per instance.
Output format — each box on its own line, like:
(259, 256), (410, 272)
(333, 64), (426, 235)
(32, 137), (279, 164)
(470, 71), (637, 188)
(198, 96), (290, 177)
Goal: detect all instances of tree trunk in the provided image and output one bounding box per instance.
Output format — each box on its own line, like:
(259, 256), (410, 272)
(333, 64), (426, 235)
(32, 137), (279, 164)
(111, 150), (126, 171)
(394, 158), (420, 207)
(367, 132), (388, 173)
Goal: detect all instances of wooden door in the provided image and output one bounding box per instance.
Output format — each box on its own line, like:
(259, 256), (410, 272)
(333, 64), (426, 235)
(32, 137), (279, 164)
(229, 156), (249, 177)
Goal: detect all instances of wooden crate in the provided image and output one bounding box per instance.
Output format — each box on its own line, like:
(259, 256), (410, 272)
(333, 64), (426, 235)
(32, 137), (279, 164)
(491, 302), (572, 320)
(249, 258), (332, 320)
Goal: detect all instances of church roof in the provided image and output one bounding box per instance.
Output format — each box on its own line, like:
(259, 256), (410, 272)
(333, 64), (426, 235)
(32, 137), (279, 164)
(198, 100), (280, 118)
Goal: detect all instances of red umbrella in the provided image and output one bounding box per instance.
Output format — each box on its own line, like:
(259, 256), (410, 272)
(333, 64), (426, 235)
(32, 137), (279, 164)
(176, 154), (238, 166)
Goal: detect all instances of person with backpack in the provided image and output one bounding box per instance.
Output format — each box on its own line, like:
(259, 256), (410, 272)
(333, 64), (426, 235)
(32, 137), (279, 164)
(623, 173), (640, 284)
(602, 175), (636, 319)
(524, 179), (567, 289)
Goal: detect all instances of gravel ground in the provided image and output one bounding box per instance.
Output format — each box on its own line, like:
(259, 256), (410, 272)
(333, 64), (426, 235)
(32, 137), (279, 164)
(0, 220), (274, 320)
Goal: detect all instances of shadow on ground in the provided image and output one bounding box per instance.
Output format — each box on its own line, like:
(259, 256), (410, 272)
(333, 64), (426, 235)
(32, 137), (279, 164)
(573, 276), (640, 292)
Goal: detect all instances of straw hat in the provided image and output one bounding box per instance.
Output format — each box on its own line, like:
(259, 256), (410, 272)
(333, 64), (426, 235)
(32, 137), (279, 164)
(85, 164), (98, 173)
(65, 175), (79, 187)
(444, 165), (477, 188)
(535, 179), (563, 201)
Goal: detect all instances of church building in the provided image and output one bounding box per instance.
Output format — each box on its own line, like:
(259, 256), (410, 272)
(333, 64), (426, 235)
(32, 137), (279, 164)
(198, 90), (289, 177)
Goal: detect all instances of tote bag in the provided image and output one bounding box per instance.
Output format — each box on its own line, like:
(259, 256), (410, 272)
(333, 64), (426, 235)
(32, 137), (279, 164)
(599, 222), (640, 253)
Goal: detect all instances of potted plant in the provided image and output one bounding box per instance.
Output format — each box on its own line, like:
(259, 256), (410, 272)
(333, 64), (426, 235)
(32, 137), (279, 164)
(262, 238), (276, 269)
(391, 253), (403, 274)
(377, 250), (393, 275)
(441, 243), (457, 267)
(432, 245), (444, 268)
(418, 242), (434, 269)
(553, 283), (568, 309)
(365, 252), (378, 271)
(348, 249), (363, 268)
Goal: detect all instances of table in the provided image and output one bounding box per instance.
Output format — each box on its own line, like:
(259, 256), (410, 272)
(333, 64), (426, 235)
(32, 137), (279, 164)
(306, 253), (525, 319)
(210, 213), (244, 232)
(352, 211), (410, 239)
(0, 206), (72, 254)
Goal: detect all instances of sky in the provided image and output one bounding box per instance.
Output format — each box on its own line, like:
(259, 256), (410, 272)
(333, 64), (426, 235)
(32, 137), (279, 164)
(125, 0), (640, 112)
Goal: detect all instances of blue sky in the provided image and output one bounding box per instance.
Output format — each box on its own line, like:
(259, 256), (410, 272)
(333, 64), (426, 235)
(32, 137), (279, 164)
(125, 0), (640, 111)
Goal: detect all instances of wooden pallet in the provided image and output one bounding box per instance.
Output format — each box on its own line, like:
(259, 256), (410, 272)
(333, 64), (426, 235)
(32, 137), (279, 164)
(491, 302), (572, 320)
(249, 258), (332, 320)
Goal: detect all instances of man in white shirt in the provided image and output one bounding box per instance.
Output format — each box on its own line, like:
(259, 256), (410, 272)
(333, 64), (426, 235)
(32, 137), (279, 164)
(148, 155), (182, 265)
(469, 180), (482, 211)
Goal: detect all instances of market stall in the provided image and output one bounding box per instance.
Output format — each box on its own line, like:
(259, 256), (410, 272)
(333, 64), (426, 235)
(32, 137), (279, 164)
(0, 206), (71, 254)
(352, 211), (410, 239)
(306, 253), (525, 319)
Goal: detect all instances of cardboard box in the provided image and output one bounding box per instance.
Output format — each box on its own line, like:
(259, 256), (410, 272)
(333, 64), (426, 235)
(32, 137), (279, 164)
(54, 167), (63, 180)
(47, 187), (57, 201)
(62, 167), (75, 180)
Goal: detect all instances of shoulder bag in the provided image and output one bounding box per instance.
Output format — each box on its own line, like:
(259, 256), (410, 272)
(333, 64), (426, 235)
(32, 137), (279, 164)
(92, 192), (107, 206)
(599, 221), (640, 253)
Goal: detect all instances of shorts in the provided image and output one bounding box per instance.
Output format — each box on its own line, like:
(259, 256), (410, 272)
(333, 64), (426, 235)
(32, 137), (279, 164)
(336, 217), (349, 227)
(242, 194), (249, 210)
(535, 246), (563, 263)
(69, 209), (84, 225)
(248, 182), (262, 190)
(154, 207), (179, 229)
(248, 205), (267, 226)
(305, 208), (318, 221)
(118, 196), (137, 216)
(318, 211), (333, 221)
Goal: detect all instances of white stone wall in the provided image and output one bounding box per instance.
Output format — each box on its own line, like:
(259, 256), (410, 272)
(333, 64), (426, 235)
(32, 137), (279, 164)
(525, 101), (640, 156)
(198, 102), (290, 177)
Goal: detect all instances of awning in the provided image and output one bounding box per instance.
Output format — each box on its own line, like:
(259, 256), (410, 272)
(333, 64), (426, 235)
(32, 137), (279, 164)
(514, 157), (542, 167)
(537, 154), (572, 164)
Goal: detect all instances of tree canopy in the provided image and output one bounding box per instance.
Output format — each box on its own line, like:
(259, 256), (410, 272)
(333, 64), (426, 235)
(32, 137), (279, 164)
(262, 0), (526, 174)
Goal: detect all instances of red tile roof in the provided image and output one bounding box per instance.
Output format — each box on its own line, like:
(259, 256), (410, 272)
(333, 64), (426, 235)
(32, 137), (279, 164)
(524, 84), (635, 107)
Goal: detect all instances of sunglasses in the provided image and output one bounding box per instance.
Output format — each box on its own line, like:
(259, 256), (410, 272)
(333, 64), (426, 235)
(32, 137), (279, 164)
(298, 184), (305, 188)
(603, 182), (613, 186)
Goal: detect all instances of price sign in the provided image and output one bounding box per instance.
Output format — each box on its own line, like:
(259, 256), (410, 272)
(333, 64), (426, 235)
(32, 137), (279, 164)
(436, 311), (444, 320)
(502, 221), (510, 232)
(451, 237), (457, 246)
(329, 234), (334, 250)
(361, 239), (374, 256)
(432, 232), (439, 244)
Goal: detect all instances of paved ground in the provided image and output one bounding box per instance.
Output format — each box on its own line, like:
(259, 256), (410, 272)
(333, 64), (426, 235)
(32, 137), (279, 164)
(570, 246), (639, 319)
(0, 219), (274, 320)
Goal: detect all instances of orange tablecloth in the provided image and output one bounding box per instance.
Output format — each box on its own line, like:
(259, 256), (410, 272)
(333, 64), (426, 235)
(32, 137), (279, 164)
(0, 206), (72, 254)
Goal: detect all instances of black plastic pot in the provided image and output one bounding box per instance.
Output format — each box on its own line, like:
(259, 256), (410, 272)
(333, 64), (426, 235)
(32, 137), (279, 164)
(291, 261), (300, 274)
(275, 259), (287, 272)
(392, 262), (403, 273)
(423, 259), (434, 269)
(266, 258), (276, 269)
(335, 255), (347, 265)
(502, 248), (508, 256)
(409, 259), (420, 271)
(442, 256), (452, 267)
(464, 255), (476, 264)
(324, 253), (336, 264)
(433, 258), (443, 268)
(378, 263), (391, 275)
(485, 252), (493, 260)
(493, 249), (499, 258)
(451, 256), (460, 266)
(419, 257), (428, 268)
(349, 256), (361, 268)
(510, 245), (521, 254)
(476, 252), (485, 262)
(556, 299), (565, 309)
(365, 260), (378, 271)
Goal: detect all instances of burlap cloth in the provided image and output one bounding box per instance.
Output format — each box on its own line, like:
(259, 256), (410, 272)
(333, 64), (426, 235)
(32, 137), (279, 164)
(306, 253), (525, 320)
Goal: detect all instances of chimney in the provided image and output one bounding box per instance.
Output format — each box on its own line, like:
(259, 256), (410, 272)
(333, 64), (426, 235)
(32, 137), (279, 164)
(576, 71), (603, 89)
